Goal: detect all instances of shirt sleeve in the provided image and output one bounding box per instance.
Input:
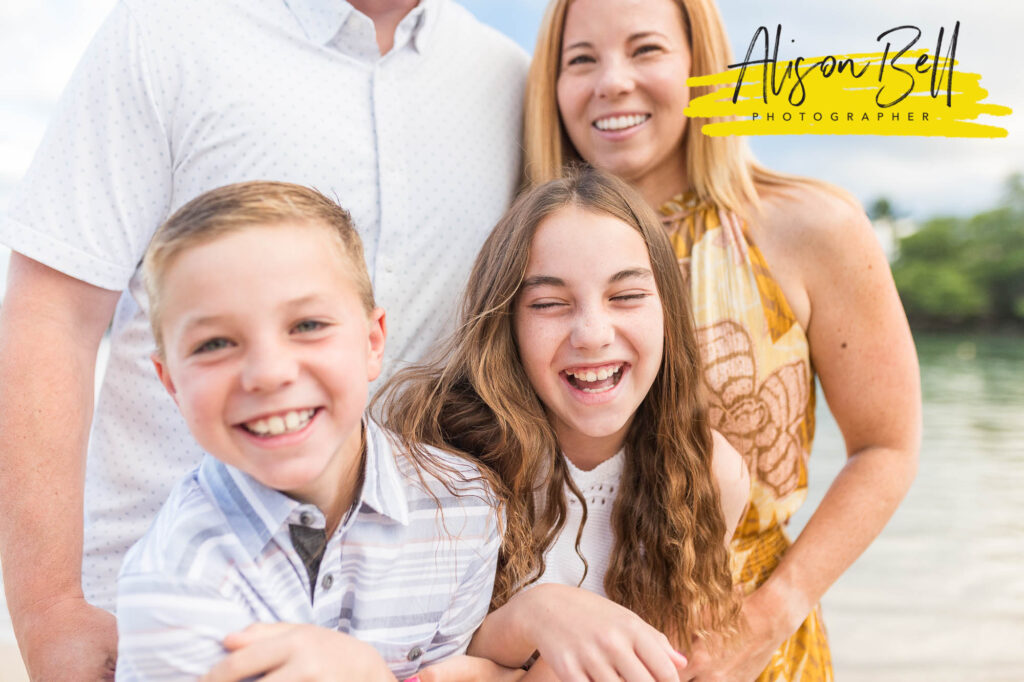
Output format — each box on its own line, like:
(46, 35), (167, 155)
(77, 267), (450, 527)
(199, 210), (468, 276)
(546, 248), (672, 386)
(116, 572), (257, 680)
(419, 502), (502, 665)
(0, 0), (172, 291)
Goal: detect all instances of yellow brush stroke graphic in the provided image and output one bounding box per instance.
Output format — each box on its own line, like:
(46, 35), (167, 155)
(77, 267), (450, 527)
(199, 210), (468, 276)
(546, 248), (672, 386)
(685, 49), (1012, 138)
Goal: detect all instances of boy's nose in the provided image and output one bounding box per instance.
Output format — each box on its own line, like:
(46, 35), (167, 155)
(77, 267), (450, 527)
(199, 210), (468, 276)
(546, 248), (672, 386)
(240, 342), (299, 392)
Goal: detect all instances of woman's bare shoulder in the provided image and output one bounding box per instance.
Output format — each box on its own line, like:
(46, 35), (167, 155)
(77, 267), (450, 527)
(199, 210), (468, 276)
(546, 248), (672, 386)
(756, 179), (873, 255)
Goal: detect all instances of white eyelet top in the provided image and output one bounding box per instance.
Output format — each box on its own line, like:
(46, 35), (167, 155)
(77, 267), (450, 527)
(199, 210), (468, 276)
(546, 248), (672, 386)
(536, 450), (625, 597)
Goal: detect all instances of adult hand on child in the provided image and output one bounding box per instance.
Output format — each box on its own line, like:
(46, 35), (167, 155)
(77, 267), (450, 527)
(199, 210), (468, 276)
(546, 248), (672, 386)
(17, 596), (117, 681)
(680, 585), (795, 682)
(475, 583), (687, 682)
(410, 654), (526, 682)
(200, 622), (397, 682)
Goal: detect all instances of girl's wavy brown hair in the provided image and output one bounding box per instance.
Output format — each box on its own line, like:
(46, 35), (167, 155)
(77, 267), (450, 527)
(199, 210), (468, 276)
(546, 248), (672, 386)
(378, 167), (738, 647)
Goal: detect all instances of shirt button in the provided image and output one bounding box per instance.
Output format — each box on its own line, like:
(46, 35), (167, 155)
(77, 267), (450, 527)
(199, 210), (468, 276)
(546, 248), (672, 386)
(407, 646), (424, 662)
(321, 573), (334, 590)
(299, 511), (314, 526)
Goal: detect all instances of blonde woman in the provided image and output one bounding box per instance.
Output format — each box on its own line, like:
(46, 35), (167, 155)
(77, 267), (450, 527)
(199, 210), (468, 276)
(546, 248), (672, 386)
(520, 0), (921, 680)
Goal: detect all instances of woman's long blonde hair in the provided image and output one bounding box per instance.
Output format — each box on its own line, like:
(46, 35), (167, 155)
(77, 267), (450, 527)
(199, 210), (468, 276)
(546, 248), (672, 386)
(525, 0), (797, 218)
(380, 168), (738, 647)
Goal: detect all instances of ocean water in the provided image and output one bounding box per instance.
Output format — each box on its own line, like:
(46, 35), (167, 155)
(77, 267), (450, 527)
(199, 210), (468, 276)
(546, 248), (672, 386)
(2, 334), (1022, 679)
(792, 334), (1024, 681)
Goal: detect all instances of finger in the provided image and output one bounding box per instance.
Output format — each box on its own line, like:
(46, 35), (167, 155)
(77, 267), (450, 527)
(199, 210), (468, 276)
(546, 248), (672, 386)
(257, 660), (315, 682)
(630, 636), (680, 682)
(610, 652), (656, 682)
(223, 622), (293, 650)
(575, 646), (627, 682)
(544, 652), (597, 682)
(525, 657), (567, 682)
(201, 637), (289, 682)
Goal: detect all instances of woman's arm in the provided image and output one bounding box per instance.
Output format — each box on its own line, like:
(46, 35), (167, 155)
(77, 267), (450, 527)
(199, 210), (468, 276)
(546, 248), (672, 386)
(687, 185), (921, 679)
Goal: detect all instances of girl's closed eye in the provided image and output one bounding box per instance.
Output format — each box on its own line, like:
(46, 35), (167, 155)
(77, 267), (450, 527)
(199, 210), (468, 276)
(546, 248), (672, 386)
(528, 299), (569, 310)
(611, 291), (651, 303)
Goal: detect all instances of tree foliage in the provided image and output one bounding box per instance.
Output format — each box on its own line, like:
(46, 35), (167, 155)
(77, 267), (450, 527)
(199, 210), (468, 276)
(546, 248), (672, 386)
(888, 174), (1024, 329)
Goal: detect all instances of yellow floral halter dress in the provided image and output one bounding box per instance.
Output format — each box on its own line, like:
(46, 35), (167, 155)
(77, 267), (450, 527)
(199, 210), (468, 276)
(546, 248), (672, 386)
(660, 193), (833, 681)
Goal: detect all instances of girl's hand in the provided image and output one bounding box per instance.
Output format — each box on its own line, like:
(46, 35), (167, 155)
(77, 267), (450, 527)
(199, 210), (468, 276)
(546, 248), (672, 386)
(200, 622), (397, 682)
(517, 584), (688, 682)
(410, 654), (526, 682)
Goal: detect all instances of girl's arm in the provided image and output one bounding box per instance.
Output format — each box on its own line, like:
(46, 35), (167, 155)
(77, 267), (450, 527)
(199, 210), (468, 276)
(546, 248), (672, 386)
(467, 583), (686, 682)
(711, 430), (751, 545)
(686, 185), (921, 679)
(459, 440), (745, 682)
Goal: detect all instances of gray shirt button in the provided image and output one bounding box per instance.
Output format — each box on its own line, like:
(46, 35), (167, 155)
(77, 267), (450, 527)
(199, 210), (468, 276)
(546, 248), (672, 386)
(299, 511), (314, 526)
(321, 573), (334, 590)
(407, 646), (424, 661)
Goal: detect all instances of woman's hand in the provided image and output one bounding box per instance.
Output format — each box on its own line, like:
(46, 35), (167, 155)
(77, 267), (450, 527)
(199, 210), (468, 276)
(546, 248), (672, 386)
(200, 622), (397, 682)
(680, 584), (793, 682)
(471, 583), (688, 682)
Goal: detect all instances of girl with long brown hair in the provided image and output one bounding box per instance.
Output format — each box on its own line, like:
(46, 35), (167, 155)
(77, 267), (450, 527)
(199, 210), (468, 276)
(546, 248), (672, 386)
(521, 0), (921, 679)
(382, 167), (749, 681)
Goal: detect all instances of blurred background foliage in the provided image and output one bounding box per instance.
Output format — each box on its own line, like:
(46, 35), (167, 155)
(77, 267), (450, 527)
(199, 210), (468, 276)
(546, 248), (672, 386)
(879, 173), (1024, 330)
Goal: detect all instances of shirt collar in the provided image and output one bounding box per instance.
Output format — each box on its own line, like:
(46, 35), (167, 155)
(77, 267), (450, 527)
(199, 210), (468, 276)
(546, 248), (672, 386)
(359, 419), (411, 525)
(284, 0), (438, 54)
(199, 419), (409, 560)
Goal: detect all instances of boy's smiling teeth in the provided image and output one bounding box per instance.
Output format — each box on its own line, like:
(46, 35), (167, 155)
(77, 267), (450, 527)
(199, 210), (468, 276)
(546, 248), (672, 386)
(242, 409), (316, 436)
(594, 114), (650, 131)
(565, 364), (625, 393)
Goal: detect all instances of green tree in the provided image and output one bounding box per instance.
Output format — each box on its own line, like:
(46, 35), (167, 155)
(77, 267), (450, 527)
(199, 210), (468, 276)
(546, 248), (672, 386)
(891, 173), (1024, 328)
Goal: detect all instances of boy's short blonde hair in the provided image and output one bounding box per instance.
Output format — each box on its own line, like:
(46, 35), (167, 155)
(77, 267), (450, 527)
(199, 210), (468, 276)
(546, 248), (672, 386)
(143, 181), (375, 354)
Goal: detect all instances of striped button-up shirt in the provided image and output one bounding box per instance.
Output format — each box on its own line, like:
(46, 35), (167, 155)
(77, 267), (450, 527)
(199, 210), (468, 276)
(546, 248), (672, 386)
(116, 421), (500, 680)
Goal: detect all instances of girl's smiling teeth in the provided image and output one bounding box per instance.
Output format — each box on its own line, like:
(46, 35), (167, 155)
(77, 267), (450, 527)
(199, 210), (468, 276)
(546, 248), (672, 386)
(563, 363), (626, 393)
(241, 408), (317, 437)
(593, 114), (651, 132)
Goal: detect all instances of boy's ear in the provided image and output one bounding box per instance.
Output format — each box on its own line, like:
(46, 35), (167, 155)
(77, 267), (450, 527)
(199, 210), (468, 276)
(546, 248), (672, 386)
(151, 352), (179, 404)
(365, 307), (387, 383)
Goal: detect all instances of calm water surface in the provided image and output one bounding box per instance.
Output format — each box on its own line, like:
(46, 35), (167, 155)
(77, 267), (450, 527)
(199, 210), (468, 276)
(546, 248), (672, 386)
(791, 334), (1024, 681)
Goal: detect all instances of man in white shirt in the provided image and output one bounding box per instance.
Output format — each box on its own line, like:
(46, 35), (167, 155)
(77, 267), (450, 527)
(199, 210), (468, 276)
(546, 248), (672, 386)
(0, 0), (527, 678)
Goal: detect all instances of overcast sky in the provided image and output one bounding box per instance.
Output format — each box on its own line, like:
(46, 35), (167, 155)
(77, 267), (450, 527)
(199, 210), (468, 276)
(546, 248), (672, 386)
(1, 0), (1021, 224)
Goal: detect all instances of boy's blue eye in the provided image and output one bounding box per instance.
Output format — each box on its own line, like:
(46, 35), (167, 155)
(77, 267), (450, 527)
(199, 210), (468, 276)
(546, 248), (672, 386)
(292, 319), (326, 333)
(194, 337), (232, 354)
